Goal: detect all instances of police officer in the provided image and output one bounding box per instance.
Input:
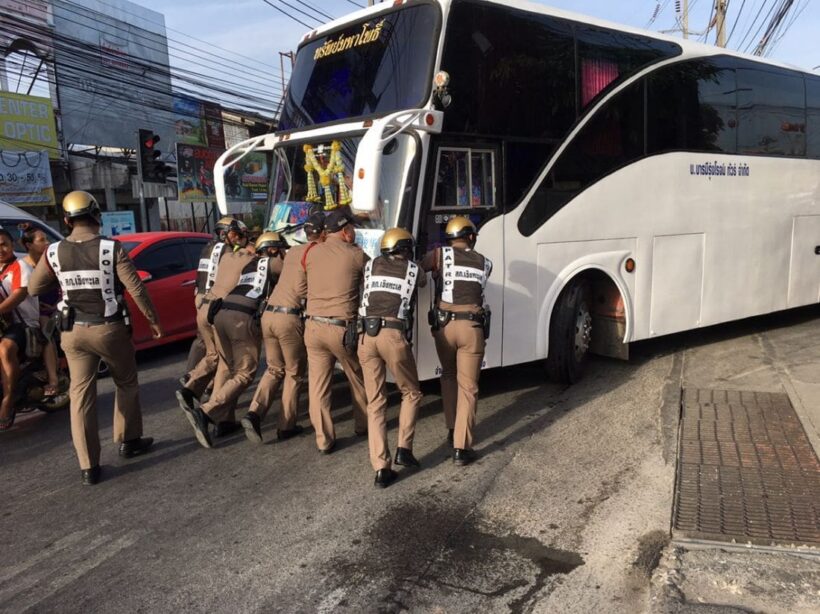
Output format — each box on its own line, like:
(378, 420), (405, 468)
(182, 216), (239, 381)
(185, 232), (283, 448)
(303, 209), (369, 453)
(358, 228), (423, 488)
(176, 218), (249, 429)
(241, 213), (326, 444)
(28, 191), (164, 485)
(421, 216), (492, 466)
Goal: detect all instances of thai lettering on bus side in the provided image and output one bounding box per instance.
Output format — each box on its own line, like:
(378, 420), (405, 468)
(689, 161), (751, 178)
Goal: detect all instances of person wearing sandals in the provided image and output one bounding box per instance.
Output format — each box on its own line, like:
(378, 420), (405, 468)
(0, 228), (42, 431)
(20, 224), (61, 399)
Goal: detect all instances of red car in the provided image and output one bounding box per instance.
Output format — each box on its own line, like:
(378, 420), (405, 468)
(117, 231), (211, 351)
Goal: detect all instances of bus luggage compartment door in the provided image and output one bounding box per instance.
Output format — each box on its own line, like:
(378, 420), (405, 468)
(787, 216), (820, 308)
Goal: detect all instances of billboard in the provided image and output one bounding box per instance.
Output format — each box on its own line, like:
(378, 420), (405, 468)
(0, 150), (55, 207)
(176, 143), (223, 203)
(0, 92), (59, 158)
(224, 152), (269, 204)
(173, 95), (206, 147)
(53, 0), (173, 149)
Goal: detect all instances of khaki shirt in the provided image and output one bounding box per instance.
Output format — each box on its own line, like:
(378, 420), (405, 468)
(29, 226), (159, 325)
(207, 249), (256, 301)
(305, 236), (369, 320)
(267, 242), (312, 310)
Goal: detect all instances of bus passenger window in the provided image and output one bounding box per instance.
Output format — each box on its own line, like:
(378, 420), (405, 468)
(805, 77), (820, 159)
(433, 148), (496, 210)
(737, 67), (805, 157)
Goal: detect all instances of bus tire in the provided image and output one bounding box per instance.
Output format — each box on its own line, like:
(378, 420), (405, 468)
(546, 279), (592, 384)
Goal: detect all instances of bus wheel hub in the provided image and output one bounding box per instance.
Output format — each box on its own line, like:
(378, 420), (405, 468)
(574, 305), (592, 361)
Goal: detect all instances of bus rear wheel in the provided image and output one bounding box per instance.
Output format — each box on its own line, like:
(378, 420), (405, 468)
(546, 279), (592, 384)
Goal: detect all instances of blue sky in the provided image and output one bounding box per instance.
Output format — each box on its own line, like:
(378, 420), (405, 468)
(133, 0), (820, 109)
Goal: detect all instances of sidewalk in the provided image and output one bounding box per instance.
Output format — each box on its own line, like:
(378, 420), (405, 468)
(651, 306), (820, 614)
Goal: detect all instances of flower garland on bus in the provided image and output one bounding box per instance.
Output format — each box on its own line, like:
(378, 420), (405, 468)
(303, 141), (352, 210)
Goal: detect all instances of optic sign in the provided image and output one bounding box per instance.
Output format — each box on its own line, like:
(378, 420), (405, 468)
(0, 92), (58, 159)
(313, 19), (385, 60)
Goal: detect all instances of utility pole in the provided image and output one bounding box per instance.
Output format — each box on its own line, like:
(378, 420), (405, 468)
(715, 0), (728, 47)
(278, 51), (294, 97)
(680, 0), (689, 39)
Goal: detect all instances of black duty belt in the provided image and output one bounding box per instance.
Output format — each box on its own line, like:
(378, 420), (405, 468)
(307, 315), (348, 327)
(439, 309), (485, 324)
(362, 317), (406, 332)
(220, 302), (257, 315)
(266, 305), (302, 316)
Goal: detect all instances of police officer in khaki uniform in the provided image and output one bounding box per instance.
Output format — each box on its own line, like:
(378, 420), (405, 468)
(421, 216), (492, 466)
(176, 218), (249, 432)
(358, 228), (424, 488)
(183, 232), (283, 448)
(241, 213), (326, 444)
(182, 217), (245, 377)
(28, 191), (164, 485)
(304, 209), (369, 453)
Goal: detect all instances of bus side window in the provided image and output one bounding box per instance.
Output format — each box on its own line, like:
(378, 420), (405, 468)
(810, 77), (820, 159)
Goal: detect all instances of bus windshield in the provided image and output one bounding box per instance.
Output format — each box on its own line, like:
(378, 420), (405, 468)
(279, 4), (440, 130)
(267, 134), (418, 236)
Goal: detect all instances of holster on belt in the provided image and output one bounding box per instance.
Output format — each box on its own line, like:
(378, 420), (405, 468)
(59, 305), (75, 332)
(343, 319), (359, 353)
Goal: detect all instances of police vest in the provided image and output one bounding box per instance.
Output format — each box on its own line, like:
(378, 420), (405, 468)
(438, 246), (492, 307)
(225, 257), (272, 306)
(46, 238), (121, 317)
(359, 256), (418, 320)
(196, 241), (227, 294)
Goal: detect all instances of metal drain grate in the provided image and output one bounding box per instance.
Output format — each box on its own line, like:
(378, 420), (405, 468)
(672, 389), (820, 547)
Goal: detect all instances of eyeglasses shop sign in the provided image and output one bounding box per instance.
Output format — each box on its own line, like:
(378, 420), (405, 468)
(0, 92), (59, 159)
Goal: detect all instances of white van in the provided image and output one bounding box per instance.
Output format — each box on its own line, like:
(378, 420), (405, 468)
(0, 199), (63, 256)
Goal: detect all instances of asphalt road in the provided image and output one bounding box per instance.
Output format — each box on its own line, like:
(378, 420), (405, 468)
(4, 310), (815, 613)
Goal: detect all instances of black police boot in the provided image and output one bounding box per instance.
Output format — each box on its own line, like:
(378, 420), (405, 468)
(191, 408), (212, 449)
(453, 448), (477, 466)
(447, 429), (454, 445)
(214, 421), (242, 438)
(374, 468), (398, 489)
(241, 412), (263, 444)
(277, 424), (304, 441)
(394, 447), (420, 468)
(81, 465), (101, 485)
(119, 437), (154, 458)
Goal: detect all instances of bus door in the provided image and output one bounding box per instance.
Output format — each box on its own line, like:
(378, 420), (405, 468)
(415, 141), (504, 381)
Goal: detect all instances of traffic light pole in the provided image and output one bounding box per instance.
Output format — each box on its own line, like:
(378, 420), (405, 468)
(138, 179), (148, 232)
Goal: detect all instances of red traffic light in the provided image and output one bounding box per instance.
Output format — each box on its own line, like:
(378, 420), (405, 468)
(143, 134), (160, 149)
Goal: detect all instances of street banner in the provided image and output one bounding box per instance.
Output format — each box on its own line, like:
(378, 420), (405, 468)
(176, 143), (223, 203)
(101, 211), (135, 237)
(224, 152), (270, 204)
(203, 102), (225, 149)
(173, 96), (206, 146)
(0, 150), (55, 206)
(0, 92), (59, 159)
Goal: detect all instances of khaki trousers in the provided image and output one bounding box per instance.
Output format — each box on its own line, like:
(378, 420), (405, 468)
(433, 320), (485, 450)
(304, 319), (368, 451)
(185, 302), (220, 398)
(202, 309), (260, 424)
(249, 311), (305, 430)
(185, 333), (205, 373)
(358, 328), (422, 471)
(61, 321), (142, 470)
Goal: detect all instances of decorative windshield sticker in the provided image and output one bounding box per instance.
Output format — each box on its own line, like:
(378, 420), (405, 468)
(313, 20), (385, 60)
(690, 161), (750, 179)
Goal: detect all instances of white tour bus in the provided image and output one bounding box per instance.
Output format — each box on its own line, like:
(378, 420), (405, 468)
(215, 0), (820, 383)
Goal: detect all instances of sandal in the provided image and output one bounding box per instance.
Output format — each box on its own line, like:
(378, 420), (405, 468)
(0, 409), (16, 431)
